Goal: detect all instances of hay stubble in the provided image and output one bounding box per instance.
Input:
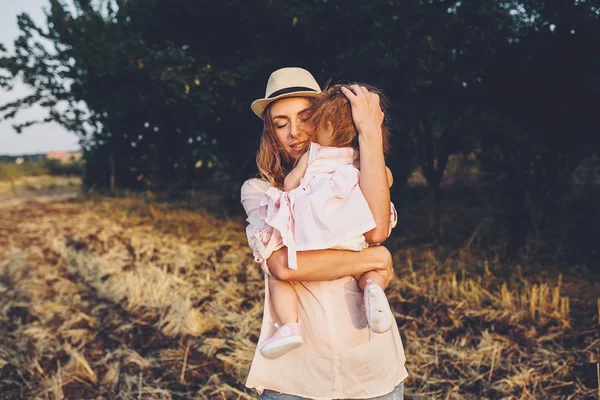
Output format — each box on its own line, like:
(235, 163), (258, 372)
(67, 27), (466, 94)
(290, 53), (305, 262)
(0, 198), (597, 399)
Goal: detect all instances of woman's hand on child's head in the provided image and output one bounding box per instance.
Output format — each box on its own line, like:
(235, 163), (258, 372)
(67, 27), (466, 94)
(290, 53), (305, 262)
(340, 85), (385, 142)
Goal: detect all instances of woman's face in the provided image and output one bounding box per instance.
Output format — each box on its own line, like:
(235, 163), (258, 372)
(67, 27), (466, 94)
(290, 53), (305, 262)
(269, 97), (313, 160)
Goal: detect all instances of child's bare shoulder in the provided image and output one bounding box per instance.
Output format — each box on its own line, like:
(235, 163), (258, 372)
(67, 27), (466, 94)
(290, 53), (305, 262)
(298, 151), (309, 165)
(292, 151), (309, 171)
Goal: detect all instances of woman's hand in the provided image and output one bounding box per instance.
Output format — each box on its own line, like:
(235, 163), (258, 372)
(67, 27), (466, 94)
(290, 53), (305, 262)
(340, 85), (384, 142)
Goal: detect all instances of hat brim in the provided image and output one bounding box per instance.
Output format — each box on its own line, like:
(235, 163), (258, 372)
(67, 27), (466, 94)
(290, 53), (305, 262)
(251, 91), (321, 119)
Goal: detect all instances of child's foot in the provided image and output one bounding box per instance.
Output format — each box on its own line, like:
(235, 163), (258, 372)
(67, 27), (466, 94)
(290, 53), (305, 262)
(364, 279), (394, 333)
(259, 321), (304, 359)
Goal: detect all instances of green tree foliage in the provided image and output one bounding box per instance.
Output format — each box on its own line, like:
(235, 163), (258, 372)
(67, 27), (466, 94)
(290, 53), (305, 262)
(0, 0), (598, 258)
(0, 0), (262, 195)
(476, 0), (600, 254)
(363, 0), (516, 236)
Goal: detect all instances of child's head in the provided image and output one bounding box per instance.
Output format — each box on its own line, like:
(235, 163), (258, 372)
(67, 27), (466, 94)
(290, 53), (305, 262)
(306, 83), (391, 156)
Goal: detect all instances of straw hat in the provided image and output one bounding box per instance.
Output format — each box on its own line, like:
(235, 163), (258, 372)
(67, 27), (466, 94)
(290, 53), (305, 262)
(251, 67), (322, 119)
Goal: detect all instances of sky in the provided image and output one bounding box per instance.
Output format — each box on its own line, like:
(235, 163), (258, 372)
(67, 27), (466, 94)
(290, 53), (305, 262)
(0, 0), (80, 156)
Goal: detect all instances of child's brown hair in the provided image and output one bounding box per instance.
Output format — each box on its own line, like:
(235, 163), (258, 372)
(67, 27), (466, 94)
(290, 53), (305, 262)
(306, 83), (391, 156)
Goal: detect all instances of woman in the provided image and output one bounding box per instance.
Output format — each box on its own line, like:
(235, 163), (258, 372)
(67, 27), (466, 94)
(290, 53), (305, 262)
(241, 67), (409, 399)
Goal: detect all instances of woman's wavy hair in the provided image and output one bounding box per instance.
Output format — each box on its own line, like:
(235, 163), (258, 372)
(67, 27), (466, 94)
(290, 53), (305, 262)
(256, 83), (391, 189)
(307, 82), (391, 155)
(256, 101), (312, 189)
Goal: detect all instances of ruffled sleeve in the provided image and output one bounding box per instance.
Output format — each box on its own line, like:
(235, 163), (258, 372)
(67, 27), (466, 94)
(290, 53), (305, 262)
(240, 178), (284, 275)
(389, 201), (398, 233)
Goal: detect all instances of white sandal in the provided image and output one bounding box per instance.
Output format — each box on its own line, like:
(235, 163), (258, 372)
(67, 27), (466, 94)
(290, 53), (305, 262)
(364, 279), (394, 333)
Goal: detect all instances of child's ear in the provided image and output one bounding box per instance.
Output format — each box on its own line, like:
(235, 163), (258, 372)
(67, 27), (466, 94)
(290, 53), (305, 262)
(326, 121), (334, 134)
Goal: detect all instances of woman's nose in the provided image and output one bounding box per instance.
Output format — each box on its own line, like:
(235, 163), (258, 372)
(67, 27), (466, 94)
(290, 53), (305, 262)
(289, 122), (299, 139)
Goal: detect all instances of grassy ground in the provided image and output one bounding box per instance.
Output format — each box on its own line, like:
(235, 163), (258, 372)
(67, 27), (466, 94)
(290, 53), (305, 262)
(0, 175), (82, 197)
(0, 196), (598, 399)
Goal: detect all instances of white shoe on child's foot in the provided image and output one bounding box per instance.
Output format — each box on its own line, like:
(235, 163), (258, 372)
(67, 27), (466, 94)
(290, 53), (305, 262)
(364, 280), (394, 333)
(259, 321), (304, 359)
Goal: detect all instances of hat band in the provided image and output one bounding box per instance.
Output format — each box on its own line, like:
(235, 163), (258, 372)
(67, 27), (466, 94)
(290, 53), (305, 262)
(267, 86), (318, 99)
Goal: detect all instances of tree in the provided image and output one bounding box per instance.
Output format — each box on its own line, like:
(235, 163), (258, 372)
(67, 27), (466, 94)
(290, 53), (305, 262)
(477, 0), (600, 254)
(335, 0), (515, 235)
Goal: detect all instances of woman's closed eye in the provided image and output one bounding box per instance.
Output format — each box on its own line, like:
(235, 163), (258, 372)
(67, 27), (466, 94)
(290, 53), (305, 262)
(298, 109), (311, 122)
(276, 123), (288, 129)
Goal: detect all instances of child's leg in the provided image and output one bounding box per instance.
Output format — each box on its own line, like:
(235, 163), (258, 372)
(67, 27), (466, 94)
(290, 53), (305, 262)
(348, 237), (392, 291)
(351, 258), (393, 333)
(355, 270), (387, 291)
(268, 275), (299, 325)
(361, 270), (394, 333)
(261, 276), (304, 359)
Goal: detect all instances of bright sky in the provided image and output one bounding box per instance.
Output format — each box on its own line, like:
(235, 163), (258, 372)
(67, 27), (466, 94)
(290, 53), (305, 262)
(0, 0), (80, 156)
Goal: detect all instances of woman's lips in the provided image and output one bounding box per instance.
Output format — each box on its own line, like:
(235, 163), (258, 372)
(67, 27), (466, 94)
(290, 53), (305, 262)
(290, 142), (307, 152)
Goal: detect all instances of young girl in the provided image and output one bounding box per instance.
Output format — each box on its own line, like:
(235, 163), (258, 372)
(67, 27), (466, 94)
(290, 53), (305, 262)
(257, 83), (396, 359)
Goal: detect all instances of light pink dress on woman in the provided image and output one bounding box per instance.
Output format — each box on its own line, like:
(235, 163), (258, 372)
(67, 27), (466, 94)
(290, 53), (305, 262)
(241, 175), (409, 399)
(258, 142), (377, 270)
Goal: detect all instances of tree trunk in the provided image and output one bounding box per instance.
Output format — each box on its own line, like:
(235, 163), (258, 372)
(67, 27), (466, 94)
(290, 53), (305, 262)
(109, 152), (116, 195)
(10, 178), (17, 196)
(427, 182), (443, 237)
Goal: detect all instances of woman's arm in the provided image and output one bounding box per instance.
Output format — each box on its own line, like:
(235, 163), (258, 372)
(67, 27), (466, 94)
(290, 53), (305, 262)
(242, 178), (393, 279)
(267, 245), (393, 285)
(341, 85), (391, 244)
(242, 176), (394, 285)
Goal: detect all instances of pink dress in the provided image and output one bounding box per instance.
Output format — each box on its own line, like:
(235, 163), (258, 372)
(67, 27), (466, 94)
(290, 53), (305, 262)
(241, 178), (409, 399)
(258, 142), (377, 270)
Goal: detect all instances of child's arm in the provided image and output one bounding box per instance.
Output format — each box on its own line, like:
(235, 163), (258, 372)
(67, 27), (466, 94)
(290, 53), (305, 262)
(284, 152), (309, 191)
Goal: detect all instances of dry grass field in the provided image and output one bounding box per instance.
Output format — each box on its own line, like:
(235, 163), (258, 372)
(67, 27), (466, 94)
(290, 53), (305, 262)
(0, 176), (81, 198)
(0, 197), (598, 399)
